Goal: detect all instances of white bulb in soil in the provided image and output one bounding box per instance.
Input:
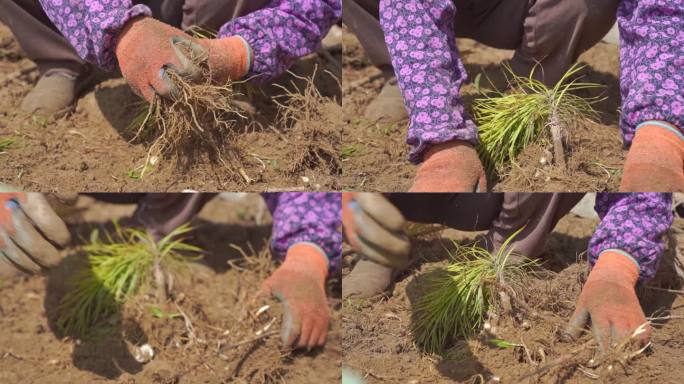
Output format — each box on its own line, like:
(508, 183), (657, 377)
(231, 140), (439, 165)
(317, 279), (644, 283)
(255, 304), (271, 317)
(133, 343), (155, 363)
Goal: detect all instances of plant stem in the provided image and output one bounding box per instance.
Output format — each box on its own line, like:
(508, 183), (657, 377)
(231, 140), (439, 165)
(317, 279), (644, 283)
(549, 107), (566, 169)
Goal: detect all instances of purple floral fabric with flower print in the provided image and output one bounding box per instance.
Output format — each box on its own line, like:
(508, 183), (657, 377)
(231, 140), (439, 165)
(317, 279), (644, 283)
(38, 0), (151, 71)
(379, 0), (478, 163)
(262, 193), (342, 273)
(219, 0), (341, 83)
(379, 0), (684, 163)
(618, 0), (684, 144)
(590, 193), (672, 283)
(37, 0), (341, 81)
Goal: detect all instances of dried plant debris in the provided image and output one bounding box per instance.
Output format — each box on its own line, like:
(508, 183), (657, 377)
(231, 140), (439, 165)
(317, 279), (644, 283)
(273, 68), (341, 176)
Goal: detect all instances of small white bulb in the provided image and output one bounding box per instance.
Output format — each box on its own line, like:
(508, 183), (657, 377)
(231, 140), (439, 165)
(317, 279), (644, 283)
(133, 343), (154, 363)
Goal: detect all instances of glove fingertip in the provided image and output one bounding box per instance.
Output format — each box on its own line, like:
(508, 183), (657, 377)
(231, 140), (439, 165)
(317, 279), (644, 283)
(565, 308), (589, 340)
(317, 328), (328, 347)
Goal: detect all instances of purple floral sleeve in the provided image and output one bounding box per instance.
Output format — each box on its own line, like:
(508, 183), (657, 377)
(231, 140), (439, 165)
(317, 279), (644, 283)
(218, 0), (341, 83)
(618, 0), (684, 144)
(379, 0), (477, 164)
(261, 193), (341, 273)
(38, 0), (151, 71)
(37, 0), (341, 78)
(590, 193), (672, 282)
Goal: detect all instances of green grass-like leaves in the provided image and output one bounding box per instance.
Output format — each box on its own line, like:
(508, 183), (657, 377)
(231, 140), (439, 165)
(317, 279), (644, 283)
(0, 136), (15, 152)
(474, 63), (603, 172)
(489, 338), (522, 349)
(57, 222), (202, 338)
(412, 227), (537, 354)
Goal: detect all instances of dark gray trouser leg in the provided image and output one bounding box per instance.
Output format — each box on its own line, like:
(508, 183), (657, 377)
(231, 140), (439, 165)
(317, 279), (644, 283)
(510, 0), (620, 86)
(180, 0), (273, 32)
(343, 0), (393, 76)
(387, 193), (504, 231)
(388, 193), (584, 259)
(0, 0), (86, 75)
(343, 0), (618, 86)
(488, 193), (584, 259)
(87, 193), (214, 238)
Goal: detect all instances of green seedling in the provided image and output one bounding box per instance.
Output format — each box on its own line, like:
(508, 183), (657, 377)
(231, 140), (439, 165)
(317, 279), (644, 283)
(343, 297), (367, 312)
(375, 122), (398, 136)
(0, 137), (15, 152)
(126, 169), (142, 180)
(474, 63), (603, 172)
(31, 115), (49, 127)
(489, 338), (522, 349)
(57, 222), (202, 338)
(412, 227), (537, 354)
(341, 144), (362, 160)
(473, 73), (482, 94)
(148, 306), (181, 319)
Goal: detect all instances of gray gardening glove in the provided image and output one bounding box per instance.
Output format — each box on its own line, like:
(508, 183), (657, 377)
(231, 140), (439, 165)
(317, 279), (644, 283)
(0, 192), (71, 278)
(342, 193), (410, 269)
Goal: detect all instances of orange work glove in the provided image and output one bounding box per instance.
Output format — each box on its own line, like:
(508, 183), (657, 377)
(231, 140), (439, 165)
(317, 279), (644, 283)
(0, 192), (70, 278)
(565, 251), (649, 353)
(115, 17), (250, 102)
(259, 243), (330, 350)
(193, 37), (251, 84)
(620, 122), (684, 192)
(409, 140), (487, 192)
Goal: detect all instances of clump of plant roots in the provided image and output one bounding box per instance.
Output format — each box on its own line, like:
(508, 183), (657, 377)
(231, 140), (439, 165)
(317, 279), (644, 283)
(273, 67), (341, 175)
(130, 43), (249, 180)
(474, 63), (603, 173)
(412, 227), (538, 354)
(57, 222), (202, 338)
